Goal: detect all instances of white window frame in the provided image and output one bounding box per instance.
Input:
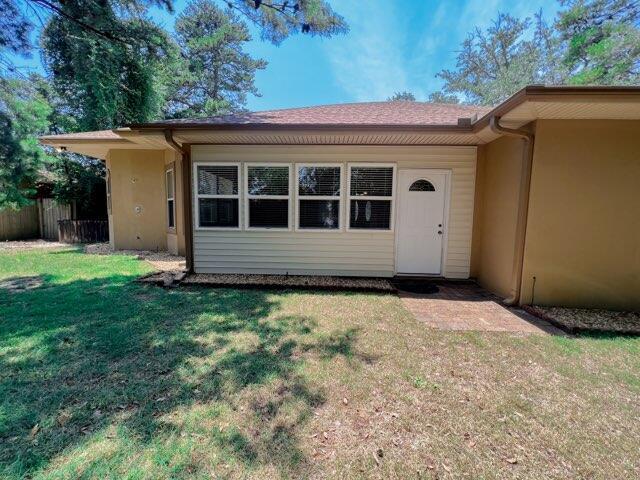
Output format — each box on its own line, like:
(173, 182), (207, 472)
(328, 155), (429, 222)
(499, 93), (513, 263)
(244, 163), (292, 231)
(346, 163), (397, 232)
(166, 168), (176, 231)
(295, 163), (344, 232)
(193, 162), (242, 231)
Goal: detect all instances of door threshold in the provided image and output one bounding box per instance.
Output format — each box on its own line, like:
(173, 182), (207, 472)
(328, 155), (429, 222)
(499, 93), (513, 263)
(394, 274), (443, 278)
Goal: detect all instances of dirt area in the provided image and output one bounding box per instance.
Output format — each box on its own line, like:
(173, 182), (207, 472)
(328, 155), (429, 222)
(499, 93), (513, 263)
(84, 242), (186, 272)
(0, 240), (70, 251)
(0, 275), (44, 292)
(527, 305), (640, 335)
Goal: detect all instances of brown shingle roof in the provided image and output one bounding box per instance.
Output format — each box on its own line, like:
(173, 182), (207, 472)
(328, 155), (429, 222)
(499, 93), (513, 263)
(132, 102), (492, 128)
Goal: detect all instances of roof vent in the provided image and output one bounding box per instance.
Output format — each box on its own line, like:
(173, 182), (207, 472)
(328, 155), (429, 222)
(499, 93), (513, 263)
(457, 113), (479, 126)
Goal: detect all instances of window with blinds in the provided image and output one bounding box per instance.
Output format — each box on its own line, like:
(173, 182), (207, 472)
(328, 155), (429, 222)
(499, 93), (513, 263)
(166, 168), (175, 229)
(246, 165), (290, 229)
(348, 165), (395, 230)
(297, 165), (341, 230)
(195, 164), (240, 228)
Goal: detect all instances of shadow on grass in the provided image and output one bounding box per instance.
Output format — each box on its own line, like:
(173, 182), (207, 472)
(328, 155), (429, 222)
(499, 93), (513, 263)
(0, 264), (365, 477)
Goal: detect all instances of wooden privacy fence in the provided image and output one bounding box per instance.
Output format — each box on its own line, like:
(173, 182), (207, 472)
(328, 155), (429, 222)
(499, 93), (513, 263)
(58, 220), (109, 243)
(0, 205), (39, 240)
(0, 199), (72, 241)
(39, 198), (72, 240)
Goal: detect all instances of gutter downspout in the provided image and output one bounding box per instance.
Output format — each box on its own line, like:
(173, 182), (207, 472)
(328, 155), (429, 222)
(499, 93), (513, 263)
(489, 116), (535, 306)
(164, 130), (194, 274)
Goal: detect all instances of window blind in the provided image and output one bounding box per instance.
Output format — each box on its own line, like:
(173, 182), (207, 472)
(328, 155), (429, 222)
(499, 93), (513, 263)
(196, 165), (239, 228)
(350, 167), (393, 197)
(348, 166), (394, 230)
(198, 166), (238, 195)
(297, 166), (341, 230)
(247, 165), (290, 228)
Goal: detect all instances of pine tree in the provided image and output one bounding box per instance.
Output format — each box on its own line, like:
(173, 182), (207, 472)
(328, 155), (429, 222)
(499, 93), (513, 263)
(166, 0), (267, 118)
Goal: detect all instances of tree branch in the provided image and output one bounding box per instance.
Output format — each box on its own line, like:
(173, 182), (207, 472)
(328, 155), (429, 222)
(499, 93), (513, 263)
(27, 0), (132, 45)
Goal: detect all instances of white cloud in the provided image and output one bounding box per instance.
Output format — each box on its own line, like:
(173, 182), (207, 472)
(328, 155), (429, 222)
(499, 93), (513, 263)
(323, 1), (411, 101)
(322, 0), (562, 102)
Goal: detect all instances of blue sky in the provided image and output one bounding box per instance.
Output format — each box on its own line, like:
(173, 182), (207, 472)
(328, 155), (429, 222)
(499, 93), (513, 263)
(15, 0), (560, 111)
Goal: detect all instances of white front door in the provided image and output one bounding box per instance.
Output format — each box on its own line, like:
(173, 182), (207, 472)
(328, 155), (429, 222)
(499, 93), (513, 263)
(396, 170), (447, 275)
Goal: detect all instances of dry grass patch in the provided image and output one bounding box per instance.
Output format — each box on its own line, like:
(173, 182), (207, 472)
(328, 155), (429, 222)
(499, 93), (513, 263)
(1, 249), (639, 479)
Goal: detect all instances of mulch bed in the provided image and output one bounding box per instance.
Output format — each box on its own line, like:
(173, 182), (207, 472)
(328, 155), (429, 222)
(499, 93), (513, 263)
(524, 305), (640, 335)
(391, 279), (439, 294)
(180, 273), (396, 293)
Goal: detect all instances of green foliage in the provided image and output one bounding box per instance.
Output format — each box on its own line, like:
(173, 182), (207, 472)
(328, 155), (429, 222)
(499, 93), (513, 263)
(0, 0), (32, 74)
(437, 1), (639, 104)
(224, 0), (348, 44)
(0, 79), (56, 209)
(166, 0), (267, 118)
(427, 91), (460, 104)
(437, 13), (562, 105)
(387, 91), (416, 101)
(0, 75), (106, 212)
(557, 0), (640, 85)
(50, 154), (106, 214)
(41, 1), (178, 130)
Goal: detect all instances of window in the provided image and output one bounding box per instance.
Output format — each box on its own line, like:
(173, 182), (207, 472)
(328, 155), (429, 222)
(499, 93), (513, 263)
(409, 179), (435, 192)
(106, 168), (112, 214)
(297, 165), (341, 230)
(195, 164), (240, 228)
(348, 165), (395, 230)
(246, 164), (290, 229)
(166, 168), (175, 229)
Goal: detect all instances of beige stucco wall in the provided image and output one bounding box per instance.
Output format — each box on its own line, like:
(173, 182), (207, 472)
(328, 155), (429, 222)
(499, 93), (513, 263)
(106, 149), (168, 251)
(471, 136), (524, 298)
(520, 120), (640, 310)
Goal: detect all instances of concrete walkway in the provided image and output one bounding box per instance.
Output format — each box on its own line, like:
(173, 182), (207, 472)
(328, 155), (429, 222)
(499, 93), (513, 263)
(399, 283), (563, 334)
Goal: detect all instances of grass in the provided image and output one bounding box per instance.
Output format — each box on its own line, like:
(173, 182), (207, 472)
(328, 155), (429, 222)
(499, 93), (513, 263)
(1, 248), (639, 479)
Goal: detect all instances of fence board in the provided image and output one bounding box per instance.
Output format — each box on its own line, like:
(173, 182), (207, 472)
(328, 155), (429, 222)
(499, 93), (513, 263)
(58, 220), (109, 243)
(40, 199), (71, 240)
(0, 205), (39, 240)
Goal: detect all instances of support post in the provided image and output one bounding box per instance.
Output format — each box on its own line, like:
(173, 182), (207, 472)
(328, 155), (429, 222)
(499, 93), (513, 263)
(164, 130), (194, 273)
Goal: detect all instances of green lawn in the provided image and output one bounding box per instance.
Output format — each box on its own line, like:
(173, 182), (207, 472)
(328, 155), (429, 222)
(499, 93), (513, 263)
(1, 248), (639, 479)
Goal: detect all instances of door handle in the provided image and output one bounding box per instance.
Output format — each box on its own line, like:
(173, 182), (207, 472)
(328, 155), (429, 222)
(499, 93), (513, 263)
(438, 230), (443, 235)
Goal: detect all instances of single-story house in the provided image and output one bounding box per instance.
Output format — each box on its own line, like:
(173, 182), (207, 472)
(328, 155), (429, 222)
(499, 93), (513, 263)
(40, 86), (640, 310)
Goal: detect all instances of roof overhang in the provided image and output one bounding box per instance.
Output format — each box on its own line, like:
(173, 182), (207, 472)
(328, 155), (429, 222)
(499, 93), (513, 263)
(39, 85), (640, 158)
(127, 127), (485, 147)
(38, 136), (137, 159)
(473, 85), (640, 142)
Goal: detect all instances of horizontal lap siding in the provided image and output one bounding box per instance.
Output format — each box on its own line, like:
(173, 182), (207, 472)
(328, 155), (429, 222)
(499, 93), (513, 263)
(194, 231), (394, 276)
(192, 145), (476, 278)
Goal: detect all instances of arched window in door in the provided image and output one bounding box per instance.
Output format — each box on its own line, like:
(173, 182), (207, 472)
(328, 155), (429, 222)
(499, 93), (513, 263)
(409, 179), (435, 191)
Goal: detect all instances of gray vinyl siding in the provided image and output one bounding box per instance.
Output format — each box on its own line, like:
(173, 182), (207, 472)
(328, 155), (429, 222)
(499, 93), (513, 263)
(192, 145), (476, 278)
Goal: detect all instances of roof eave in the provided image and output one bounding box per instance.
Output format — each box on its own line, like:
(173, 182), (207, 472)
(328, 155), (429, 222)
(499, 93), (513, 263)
(472, 85), (640, 131)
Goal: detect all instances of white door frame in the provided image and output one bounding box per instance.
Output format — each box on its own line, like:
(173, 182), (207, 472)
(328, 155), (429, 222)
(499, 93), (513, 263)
(394, 168), (452, 277)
